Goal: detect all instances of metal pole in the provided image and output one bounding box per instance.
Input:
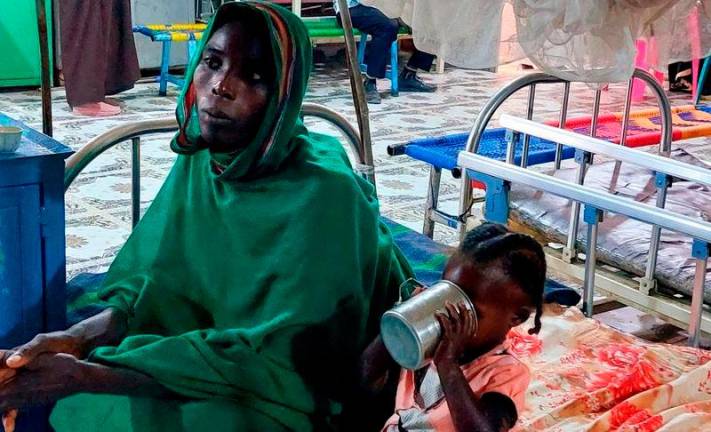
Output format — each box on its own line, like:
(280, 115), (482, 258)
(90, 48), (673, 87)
(423, 167), (442, 238)
(590, 89), (602, 138)
(563, 89), (601, 262)
(635, 68), (674, 292)
(36, 0), (52, 136)
(505, 132), (519, 165)
(336, 0), (375, 186)
(554, 81), (571, 169)
(582, 206), (602, 317)
(688, 256), (707, 347)
(520, 84), (536, 168)
(131, 137), (141, 229)
(642, 174), (671, 294)
(609, 79), (635, 193)
(689, 239), (709, 347)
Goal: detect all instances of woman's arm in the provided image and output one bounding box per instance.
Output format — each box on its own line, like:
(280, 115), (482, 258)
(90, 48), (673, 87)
(358, 285), (428, 394)
(358, 335), (399, 395)
(80, 359), (173, 398)
(66, 308), (130, 356)
(3, 308), (128, 370)
(0, 352), (173, 412)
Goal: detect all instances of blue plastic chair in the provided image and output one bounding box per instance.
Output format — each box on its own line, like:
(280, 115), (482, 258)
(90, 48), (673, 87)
(356, 34), (399, 96)
(133, 25), (203, 96)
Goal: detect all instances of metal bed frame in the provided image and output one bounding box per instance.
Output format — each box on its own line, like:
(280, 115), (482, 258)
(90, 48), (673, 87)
(457, 115), (711, 346)
(415, 69), (674, 247)
(63, 103), (370, 226)
(456, 70), (676, 296)
(405, 68), (673, 293)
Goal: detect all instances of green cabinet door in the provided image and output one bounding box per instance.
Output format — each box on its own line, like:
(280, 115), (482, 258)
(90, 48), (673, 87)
(0, 0), (53, 88)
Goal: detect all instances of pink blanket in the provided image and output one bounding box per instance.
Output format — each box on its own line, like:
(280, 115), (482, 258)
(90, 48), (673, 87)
(510, 305), (711, 431)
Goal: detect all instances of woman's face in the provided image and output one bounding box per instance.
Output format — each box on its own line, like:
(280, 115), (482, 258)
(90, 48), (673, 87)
(193, 20), (274, 152)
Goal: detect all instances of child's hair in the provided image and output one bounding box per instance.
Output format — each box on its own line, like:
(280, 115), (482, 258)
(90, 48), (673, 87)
(458, 223), (546, 335)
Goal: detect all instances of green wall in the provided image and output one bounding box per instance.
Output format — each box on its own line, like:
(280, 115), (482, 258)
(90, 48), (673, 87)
(0, 0), (53, 88)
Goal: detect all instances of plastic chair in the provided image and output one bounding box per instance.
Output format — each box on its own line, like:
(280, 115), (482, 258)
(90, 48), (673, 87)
(133, 24), (206, 96)
(356, 34), (399, 96)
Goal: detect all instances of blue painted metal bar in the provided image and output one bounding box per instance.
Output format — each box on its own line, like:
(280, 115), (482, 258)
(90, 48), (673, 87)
(689, 239), (710, 346)
(158, 40), (172, 96)
(390, 39), (399, 96)
(469, 172), (510, 224)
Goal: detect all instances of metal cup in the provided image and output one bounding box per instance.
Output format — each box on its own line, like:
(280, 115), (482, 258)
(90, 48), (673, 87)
(381, 280), (477, 370)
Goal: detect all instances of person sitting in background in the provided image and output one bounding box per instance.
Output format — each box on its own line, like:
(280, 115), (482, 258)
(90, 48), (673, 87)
(360, 223), (545, 431)
(335, 0), (437, 104)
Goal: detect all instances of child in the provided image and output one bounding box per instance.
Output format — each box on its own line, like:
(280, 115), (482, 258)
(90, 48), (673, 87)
(360, 223), (546, 432)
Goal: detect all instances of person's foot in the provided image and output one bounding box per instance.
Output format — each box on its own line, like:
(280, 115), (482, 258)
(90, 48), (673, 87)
(364, 78), (381, 104)
(72, 101), (122, 117)
(399, 69), (437, 93)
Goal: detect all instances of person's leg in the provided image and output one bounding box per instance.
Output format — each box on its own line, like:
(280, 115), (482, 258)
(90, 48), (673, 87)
(400, 49), (437, 92)
(339, 5), (399, 103)
(348, 5), (399, 80)
(406, 50), (436, 73)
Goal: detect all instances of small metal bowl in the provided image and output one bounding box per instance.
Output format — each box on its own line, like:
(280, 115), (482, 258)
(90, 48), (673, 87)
(0, 126), (22, 153)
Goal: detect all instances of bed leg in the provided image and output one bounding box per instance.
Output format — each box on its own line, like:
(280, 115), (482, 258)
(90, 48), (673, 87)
(423, 167), (442, 239)
(582, 206), (603, 317)
(642, 173), (672, 294)
(688, 18), (707, 347)
(689, 240), (709, 347)
(564, 150), (592, 263)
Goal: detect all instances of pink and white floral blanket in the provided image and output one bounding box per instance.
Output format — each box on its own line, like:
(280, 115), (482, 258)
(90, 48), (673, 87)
(509, 305), (711, 431)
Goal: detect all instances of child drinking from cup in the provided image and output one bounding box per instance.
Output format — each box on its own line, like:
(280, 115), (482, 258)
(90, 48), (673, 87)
(360, 223), (546, 432)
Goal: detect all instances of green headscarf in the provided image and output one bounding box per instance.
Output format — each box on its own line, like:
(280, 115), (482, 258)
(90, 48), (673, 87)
(50, 2), (412, 431)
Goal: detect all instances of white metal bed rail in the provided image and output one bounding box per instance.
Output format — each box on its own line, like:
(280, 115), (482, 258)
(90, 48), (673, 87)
(457, 149), (711, 347)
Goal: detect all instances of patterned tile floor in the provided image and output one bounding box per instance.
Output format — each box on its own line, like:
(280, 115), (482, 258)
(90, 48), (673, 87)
(1, 58), (709, 279)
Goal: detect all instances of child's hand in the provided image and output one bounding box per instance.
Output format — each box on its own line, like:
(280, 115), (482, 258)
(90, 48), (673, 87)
(433, 302), (476, 367)
(409, 285), (426, 298)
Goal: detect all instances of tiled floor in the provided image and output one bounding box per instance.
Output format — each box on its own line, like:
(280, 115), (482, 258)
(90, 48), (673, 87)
(1, 55), (710, 343)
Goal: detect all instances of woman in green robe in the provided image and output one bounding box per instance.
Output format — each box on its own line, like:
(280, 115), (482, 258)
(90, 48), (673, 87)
(0, 2), (412, 431)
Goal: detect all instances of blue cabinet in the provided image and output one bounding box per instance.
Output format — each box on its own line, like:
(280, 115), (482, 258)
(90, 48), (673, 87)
(0, 114), (72, 431)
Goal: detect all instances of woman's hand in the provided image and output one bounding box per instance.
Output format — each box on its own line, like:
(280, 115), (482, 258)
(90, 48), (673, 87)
(433, 302), (476, 367)
(1, 331), (85, 371)
(0, 352), (85, 412)
(0, 333), (87, 432)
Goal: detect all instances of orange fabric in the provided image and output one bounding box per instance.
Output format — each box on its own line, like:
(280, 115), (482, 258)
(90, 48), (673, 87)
(382, 344), (530, 431)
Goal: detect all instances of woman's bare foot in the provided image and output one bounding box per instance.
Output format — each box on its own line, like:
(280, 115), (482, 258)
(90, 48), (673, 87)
(72, 101), (121, 117)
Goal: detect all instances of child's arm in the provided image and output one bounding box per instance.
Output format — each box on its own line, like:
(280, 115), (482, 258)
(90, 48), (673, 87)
(433, 303), (518, 432)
